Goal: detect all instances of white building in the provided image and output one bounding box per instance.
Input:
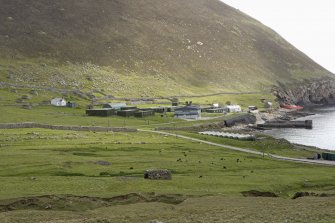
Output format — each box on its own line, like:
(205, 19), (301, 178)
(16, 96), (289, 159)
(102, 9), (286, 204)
(51, 98), (67, 107)
(224, 105), (242, 113)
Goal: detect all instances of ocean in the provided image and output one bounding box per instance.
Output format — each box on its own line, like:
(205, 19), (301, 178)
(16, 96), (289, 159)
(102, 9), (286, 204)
(265, 106), (335, 151)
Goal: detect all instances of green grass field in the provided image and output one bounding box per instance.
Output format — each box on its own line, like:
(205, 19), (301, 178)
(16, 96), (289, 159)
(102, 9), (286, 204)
(0, 128), (334, 222)
(0, 129), (334, 199)
(0, 87), (334, 222)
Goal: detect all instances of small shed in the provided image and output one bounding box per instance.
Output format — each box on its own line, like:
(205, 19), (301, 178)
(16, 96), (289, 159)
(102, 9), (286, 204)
(174, 106), (201, 120)
(51, 98), (67, 107)
(264, 101), (273, 109)
(67, 102), (78, 108)
(248, 106), (258, 111)
(322, 152), (335, 161)
(102, 103), (127, 110)
(224, 105), (242, 113)
(171, 98), (179, 106)
(86, 108), (116, 117)
(248, 106), (258, 114)
(206, 108), (226, 113)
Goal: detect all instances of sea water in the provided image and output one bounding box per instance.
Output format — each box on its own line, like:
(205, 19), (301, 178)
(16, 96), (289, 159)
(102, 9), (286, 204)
(265, 106), (335, 151)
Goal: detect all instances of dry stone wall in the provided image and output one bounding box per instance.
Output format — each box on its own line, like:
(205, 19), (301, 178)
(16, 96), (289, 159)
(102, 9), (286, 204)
(0, 122), (137, 132)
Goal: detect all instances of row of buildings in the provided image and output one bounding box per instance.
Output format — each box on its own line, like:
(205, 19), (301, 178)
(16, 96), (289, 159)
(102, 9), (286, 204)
(50, 97), (243, 120)
(86, 103), (156, 118)
(175, 104), (242, 119)
(85, 102), (242, 120)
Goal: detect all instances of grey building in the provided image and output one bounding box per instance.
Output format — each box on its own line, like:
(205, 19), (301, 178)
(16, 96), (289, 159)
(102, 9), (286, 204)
(102, 103), (127, 110)
(86, 108), (116, 117)
(174, 106), (201, 120)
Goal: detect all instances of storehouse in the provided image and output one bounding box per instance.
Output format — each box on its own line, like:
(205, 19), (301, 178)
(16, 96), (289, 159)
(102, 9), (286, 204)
(174, 106), (201, 120)
(86, 108), (116, 117)
(224, 105), (242, 113)
(102, 103), (127, 110)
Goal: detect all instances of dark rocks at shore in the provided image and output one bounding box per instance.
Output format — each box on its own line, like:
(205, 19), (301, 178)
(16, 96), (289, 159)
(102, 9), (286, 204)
(274, 111), (315, 122)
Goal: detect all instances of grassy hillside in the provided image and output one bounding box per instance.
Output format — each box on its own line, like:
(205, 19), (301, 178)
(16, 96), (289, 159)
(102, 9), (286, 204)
(0, 0), (332, 97)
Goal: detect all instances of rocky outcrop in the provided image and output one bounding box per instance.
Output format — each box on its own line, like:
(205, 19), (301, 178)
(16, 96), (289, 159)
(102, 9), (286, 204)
(273, 77), (335, 106)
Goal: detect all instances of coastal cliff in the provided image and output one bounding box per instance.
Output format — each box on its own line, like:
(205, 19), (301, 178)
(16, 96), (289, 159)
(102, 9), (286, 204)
(273, 77), (335, 106)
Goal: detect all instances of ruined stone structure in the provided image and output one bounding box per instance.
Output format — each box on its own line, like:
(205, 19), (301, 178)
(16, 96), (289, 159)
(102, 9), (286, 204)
(144, 169), (172, 180)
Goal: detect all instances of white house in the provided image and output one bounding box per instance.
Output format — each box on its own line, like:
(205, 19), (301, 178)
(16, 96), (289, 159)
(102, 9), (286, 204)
(224, 105), (242, 113)
(51, 98), (67, 107)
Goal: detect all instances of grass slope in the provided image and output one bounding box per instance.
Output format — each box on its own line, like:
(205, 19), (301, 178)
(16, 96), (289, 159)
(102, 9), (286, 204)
(0, 0), (332, 97)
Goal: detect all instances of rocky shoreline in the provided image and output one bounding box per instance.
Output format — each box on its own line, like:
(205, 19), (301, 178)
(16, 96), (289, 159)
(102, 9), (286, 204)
(253, 109), (314, 126)
(273, 77), (335, 106)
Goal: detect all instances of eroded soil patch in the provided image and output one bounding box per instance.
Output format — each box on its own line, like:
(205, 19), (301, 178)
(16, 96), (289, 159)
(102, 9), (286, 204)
(0, 193), (185, 212)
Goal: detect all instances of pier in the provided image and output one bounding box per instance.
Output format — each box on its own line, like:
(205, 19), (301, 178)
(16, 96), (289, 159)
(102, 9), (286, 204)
(257, 120), (313, 129)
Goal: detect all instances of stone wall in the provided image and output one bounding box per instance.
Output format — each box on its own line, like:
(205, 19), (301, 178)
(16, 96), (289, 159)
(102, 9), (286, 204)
(0, 122), (137, 132)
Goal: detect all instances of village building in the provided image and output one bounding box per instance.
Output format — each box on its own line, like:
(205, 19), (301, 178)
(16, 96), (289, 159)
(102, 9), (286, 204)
(150, 107), (167, 113)
(224, 105), (242, 113)
(66, 102), (78, 108)
(264, 101), (273, 109)
(51, 98), (67, 107)
(102, 103), (127, 110)
(174, 106), (201, 120)
(86, 108), (116, 117)
(206, 107), (226, 113)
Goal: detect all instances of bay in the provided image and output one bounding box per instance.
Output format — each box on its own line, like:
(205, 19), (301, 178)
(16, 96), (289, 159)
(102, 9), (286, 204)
(265, 106), (335, 151)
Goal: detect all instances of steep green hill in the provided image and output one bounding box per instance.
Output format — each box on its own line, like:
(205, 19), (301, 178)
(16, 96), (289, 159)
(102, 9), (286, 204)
(0, 0), (332, 97)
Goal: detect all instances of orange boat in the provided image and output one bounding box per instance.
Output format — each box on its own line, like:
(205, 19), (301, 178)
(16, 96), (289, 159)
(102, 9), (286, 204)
(280, 104), (304, 110)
